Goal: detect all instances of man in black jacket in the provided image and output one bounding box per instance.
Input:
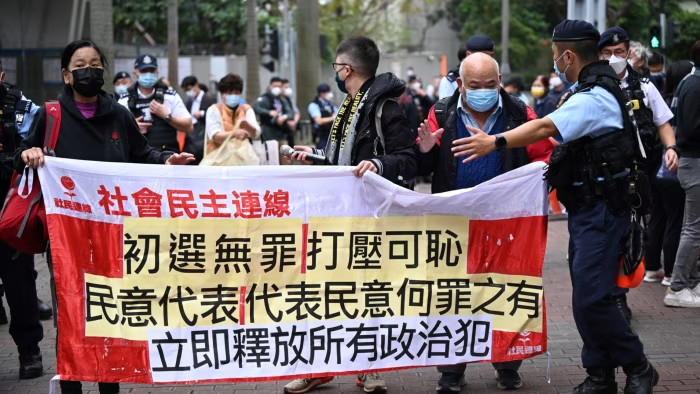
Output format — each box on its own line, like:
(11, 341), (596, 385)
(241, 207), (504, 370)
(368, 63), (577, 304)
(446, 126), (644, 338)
(285, 35), (417, 394)
(289, 36), (417, 188)
(417, 52), (551, 392)
(181, 75), (216, 163)
(253, 77), (294, 143)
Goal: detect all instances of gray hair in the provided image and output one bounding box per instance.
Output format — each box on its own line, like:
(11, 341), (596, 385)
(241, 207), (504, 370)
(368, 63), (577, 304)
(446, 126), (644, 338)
(629, 41), (651, 63)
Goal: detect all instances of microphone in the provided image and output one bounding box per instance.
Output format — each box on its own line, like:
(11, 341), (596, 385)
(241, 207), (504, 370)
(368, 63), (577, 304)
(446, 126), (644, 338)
(280, 145), (327, 164)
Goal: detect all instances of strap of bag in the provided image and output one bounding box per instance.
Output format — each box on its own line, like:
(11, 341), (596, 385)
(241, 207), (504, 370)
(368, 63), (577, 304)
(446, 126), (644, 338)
(433, 97), (449, 129)
(17, 187), (43, 238)
(44, 101), (62, 151)
(374, 97), (391, 155)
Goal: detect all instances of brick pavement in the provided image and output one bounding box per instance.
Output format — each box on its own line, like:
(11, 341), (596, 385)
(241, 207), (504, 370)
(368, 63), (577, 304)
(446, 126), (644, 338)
(2, 218), (700, 393)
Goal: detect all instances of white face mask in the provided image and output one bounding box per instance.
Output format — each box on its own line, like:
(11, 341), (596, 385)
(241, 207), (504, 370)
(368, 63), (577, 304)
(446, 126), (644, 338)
(284, 87), (293, 96)
(185, 89), (197, 98)
(270, 87), (282, 96)
(549, 76), (562, 90)
(325, 92), (333, 101)
(411, 82), (421, 90)
(627, 59), (636, 68)
(607, 55), (628, 74)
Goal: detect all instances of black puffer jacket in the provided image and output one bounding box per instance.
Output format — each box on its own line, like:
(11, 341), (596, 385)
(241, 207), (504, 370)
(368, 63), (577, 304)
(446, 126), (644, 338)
(319, 73), (418, 187)
(14, 85), (172, 171)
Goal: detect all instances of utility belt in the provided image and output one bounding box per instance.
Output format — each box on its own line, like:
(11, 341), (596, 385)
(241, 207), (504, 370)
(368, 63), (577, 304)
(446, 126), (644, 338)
(545, 129), (652, 215)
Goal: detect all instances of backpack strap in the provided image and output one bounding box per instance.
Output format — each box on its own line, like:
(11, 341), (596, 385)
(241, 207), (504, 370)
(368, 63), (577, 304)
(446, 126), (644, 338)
(433, 96), (450, 130)
(44, 101), (62, 151)
(373, 97), (393, 155)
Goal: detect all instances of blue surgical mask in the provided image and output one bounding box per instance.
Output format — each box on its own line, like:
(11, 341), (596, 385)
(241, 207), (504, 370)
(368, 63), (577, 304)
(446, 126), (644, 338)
(553, 52), (571, 84)
(225, 94), (241, 108)
(465, 88), (499, 112)
(115, 85), (128, 96)
(138, 72), (158, 88)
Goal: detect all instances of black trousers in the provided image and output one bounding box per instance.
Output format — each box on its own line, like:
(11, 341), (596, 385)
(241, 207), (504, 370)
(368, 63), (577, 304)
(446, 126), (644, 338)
(0, 173), (43, 352)
(645, 177), (685, 275)
(0, 241), (42, 351)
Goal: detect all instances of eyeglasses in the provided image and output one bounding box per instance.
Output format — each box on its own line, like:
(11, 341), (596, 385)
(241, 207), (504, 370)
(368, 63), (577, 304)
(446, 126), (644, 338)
(332, 62), (354, 72)
(601, 48), (628, 58)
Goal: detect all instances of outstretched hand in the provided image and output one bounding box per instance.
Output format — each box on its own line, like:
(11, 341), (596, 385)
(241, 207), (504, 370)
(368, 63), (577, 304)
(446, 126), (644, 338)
(451, 125), (497, 163)
(166, 152), (196, 165)
(416, 120), (443, 153)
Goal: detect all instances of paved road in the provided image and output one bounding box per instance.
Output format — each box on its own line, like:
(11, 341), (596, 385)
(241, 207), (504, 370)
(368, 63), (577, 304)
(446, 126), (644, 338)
(1, 216), (699, 393)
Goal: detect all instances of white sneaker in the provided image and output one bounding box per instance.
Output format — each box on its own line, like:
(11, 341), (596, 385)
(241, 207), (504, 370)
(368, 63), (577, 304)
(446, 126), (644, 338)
(691, 283), (700, 297)
(661, 277), (672, 286)
(644, 269), (664, 283)
(663, 288), (700, 307)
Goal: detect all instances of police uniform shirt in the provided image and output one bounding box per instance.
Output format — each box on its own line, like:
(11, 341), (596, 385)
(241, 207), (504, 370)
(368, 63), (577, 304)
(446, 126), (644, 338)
(620, 71), (673, 127)
(307, 99), (338, 128)
(117, 87), (190, 121)
(546, 84), (623, 143)
(438, 76), (458, 99)
(17, 95), (39, 138)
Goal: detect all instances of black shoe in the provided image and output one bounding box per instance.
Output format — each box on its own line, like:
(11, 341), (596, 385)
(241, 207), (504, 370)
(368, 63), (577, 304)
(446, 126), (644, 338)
(614, 295), (632, 324)
(623, 360), (659, 394)
(495, 369), (523, 390)
(436, 373), (466, 393)
(38, 298), (52, 321)
(572, 368), (617, 394)
(19, 349), (44, 379)
(0, 299), (7, 325)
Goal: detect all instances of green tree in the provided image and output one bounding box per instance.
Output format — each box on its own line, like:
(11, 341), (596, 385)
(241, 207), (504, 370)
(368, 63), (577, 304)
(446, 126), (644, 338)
(114, 0), (280, 55)
(666, 10), (700, 61)
(318, 0), (414, 60)
(443, 0), (552, 73)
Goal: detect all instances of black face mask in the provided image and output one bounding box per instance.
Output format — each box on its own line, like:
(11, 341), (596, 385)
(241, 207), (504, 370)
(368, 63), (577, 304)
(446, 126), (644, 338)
(71, 67), (104, 97)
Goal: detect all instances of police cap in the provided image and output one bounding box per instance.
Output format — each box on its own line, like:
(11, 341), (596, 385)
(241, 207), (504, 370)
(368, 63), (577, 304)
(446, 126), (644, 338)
(552, 19), (600, 43)
(113, 71), (130, 84)
(134, 54), (158, 71)
(466, 35), (495, 52)
(598, 27), (630, 50)
(317, 83), (331, 93)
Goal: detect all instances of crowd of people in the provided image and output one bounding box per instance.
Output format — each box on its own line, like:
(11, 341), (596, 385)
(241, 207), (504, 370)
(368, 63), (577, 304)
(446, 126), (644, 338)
(0, 15), (698, 394)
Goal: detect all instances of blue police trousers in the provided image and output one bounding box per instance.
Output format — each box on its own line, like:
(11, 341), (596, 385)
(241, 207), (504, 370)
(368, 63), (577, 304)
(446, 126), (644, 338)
(568, 200), (645, 368)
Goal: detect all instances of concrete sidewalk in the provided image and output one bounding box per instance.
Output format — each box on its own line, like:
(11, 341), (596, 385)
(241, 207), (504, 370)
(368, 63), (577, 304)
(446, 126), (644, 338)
(1, 219), (699, 393)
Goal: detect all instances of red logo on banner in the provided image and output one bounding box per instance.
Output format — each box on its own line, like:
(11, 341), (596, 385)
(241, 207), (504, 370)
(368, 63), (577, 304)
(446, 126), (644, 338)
(55, 175), (92, 214)
(61, 176), (76, 198)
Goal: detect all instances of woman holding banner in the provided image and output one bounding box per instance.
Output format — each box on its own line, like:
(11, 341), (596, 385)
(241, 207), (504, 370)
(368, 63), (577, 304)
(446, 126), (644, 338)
(16, 40), (194, 394)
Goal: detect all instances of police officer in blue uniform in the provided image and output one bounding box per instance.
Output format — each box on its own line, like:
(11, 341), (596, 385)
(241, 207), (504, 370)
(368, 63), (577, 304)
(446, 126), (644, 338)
(452, 20), (658, 394)
(0, 59), (45, 379)
(118, 54), (193, 152)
